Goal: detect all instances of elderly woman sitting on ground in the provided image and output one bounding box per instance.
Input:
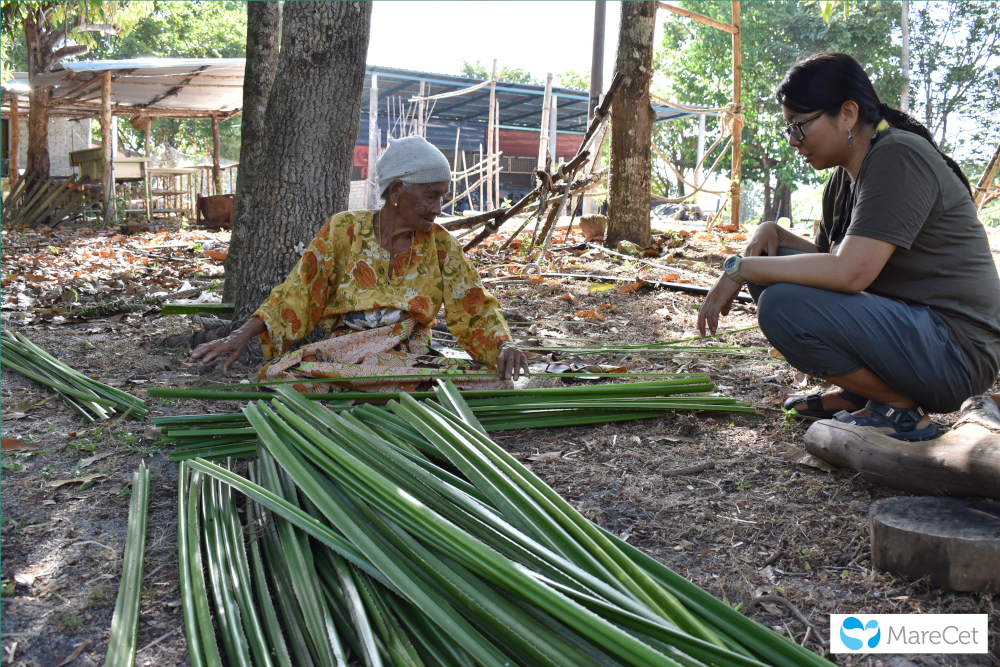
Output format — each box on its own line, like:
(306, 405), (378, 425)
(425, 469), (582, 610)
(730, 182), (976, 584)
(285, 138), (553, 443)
(190, 136), (529, 392)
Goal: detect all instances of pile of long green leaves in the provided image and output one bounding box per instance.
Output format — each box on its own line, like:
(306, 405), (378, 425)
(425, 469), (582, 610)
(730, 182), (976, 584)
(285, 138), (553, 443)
(0, 331), (148, 422)
(521, 327), (779, 364)
(178, 382), (830, 667)
(157, 376), (753, 462)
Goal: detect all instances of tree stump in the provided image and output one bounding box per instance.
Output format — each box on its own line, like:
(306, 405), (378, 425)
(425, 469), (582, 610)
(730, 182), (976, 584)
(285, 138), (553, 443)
(869, 496), (1000, 592)
(803, 395), (1000, 500)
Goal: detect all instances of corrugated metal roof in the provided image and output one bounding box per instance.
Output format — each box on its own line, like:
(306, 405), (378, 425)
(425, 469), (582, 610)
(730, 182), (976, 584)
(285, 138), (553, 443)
(363, 65), (714, 134)
(29, 58), (245, 114)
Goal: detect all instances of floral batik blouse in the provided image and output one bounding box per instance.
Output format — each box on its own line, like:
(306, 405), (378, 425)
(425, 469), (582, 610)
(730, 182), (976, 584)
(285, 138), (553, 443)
(252, 210), (512, 366)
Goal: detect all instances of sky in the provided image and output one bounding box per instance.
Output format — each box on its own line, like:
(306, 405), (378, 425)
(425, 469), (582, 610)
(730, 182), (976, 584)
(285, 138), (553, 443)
(368, 1), (676, 89)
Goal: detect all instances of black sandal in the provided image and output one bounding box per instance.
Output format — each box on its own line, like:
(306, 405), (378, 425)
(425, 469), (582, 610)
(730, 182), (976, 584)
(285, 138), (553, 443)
(833, 401), (939, 442)
(782, 388), (867, 419)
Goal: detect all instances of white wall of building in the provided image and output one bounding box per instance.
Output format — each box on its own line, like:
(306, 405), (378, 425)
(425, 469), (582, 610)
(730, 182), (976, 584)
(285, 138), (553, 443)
(15, 116), (91, 177)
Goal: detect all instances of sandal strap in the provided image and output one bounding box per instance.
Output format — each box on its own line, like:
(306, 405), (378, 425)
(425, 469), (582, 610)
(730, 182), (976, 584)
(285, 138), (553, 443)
(834, 401), (927, 431)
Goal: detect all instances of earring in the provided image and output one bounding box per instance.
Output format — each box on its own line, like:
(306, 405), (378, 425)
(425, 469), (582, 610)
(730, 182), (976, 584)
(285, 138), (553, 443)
(848, 129), (853, 147)
(393, 200), (398, 207)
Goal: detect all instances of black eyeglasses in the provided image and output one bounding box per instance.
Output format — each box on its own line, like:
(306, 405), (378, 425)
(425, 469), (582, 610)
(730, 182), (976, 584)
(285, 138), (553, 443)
(782, 110), (824, 141)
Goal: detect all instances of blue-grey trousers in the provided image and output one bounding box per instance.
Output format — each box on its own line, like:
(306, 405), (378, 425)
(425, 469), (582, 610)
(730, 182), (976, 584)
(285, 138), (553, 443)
(747, 249), (973, 413)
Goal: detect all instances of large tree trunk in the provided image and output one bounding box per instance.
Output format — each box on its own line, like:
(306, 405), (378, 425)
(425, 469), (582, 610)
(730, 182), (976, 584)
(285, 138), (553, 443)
(606, 0), (656, 248)
(223, 1), (282, 319)
(227, 1), (372, 342)
(22, 14), (51, 179)
(762, 175), (772, 222)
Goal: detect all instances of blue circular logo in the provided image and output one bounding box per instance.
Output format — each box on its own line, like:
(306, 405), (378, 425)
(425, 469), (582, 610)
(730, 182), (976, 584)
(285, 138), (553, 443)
(840, 617), (881, 650)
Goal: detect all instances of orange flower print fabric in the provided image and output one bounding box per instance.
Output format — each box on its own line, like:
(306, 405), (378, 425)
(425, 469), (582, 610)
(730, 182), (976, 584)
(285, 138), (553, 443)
(252, 210), (511, 370)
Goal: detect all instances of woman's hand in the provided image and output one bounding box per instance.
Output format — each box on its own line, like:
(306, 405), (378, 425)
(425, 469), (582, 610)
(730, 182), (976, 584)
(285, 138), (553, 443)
(744, 221), (781, 257)
(497, 342), (530, 381)
(697, 275), (742, 337)
(189, 316), (266, 376)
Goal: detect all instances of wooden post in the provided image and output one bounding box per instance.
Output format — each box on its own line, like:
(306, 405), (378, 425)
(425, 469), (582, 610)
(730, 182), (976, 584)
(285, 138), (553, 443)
(101, 71), (113, 216)
(8, 95), (19, 188)
(730, 0), (741, 228)
(538, 73), (553, 170)
(486, 60), (497, 211)
(211, 113), (223, 196)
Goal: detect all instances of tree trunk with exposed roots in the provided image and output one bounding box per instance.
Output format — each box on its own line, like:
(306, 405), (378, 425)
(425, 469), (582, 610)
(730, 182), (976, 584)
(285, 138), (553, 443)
(606, 0), (656, 248)
(224, 1), (372, 354)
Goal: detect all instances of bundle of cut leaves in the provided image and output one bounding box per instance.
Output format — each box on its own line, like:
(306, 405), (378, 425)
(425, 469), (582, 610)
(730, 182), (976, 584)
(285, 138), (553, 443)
(178, 382), (831, 667)
(156, 377), (753, 462)
(0, 331), (147, 422)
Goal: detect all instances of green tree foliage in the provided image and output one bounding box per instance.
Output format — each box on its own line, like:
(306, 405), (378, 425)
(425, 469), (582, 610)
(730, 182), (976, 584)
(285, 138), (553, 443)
(459, 59), (540, 85)
(654, 1), (902, 221)
(909, 1), (1000, 166)
(556, 69), (589, 91)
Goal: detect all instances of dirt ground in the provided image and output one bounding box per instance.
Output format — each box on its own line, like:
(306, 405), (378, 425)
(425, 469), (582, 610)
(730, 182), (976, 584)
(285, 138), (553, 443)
(2, 216), (998, 667)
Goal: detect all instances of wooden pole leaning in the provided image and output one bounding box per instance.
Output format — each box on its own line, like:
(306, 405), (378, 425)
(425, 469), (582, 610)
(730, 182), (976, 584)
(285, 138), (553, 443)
(730, 0), (742, 228)
(537, 73), (554, 171)
(9, 95), (20, 188)
(974, 140), (1000, 210)
(656, 2), (737, 33)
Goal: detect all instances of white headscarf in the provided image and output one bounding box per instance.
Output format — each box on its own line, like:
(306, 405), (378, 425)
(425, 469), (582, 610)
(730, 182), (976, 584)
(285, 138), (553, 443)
(375, 136), (452, 199)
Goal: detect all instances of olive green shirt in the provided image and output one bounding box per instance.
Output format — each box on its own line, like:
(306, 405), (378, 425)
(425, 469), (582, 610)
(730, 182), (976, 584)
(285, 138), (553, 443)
(817, 128), (1000, 394)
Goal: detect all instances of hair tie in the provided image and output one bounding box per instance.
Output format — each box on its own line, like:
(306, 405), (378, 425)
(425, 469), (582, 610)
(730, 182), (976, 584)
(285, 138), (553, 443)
(878, 102), (890, 117)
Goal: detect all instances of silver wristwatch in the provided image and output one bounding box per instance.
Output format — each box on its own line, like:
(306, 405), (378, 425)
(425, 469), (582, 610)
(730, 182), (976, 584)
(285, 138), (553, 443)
(723, 254), (747, 285)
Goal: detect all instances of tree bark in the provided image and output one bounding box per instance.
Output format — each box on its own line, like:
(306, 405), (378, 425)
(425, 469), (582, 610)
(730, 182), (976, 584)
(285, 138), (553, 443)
(762, 173), (772, 221)
(226, 1), (372, 337)
(224, 1), (282, 316)
(23, 13), (52, 179)
(606, 0), (656, 248)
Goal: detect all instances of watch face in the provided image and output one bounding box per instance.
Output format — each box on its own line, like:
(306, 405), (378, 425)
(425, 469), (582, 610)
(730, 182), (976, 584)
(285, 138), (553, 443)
(724, 255), (738, 269)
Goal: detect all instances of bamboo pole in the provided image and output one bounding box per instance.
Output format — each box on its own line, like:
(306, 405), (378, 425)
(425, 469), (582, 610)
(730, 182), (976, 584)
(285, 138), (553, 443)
(549, 94), (558, 164)
(656, 1), (738, 33)
(461, 150), (472, 211)
(478, 143), (484, 212)
(417, 78), (426, 137)
(8, 95), (19, 188)
(367, 72), (379, 207)
(730, 1), (742, 228)
(537, 73), (554, 170)
(450, 128), (461, 214)
(101, 71), (113, 216)
(495, 99), (501, 206)
(486, 60), (497, 211)
(144, 118), (153, 221)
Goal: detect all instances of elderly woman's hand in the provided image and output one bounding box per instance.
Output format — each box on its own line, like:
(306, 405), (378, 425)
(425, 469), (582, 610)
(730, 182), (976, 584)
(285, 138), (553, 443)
(497, 341), (530, 381)
(189, 316), (266, 376)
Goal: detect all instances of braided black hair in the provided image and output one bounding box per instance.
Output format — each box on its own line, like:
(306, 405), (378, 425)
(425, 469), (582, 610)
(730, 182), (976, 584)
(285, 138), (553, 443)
(776, 52), (973, 198)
